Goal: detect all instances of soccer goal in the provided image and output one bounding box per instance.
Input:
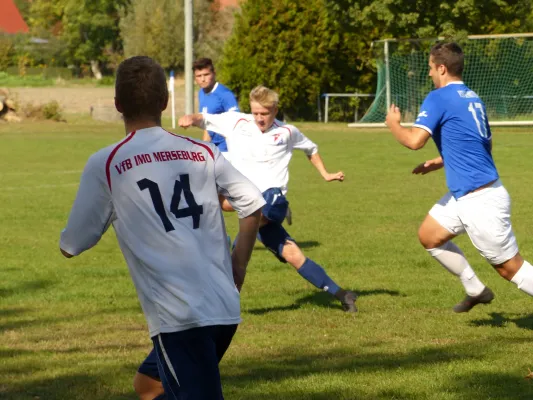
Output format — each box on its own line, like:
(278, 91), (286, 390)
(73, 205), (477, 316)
(350, 33), (533, 128)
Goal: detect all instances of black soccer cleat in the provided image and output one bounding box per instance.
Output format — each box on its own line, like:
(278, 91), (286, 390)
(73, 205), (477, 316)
(337, 290), (358, 313)
(453, 286), (495, 313)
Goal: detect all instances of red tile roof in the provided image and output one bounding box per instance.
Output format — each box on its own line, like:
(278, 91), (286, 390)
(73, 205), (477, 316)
(0, 0), (29, 34)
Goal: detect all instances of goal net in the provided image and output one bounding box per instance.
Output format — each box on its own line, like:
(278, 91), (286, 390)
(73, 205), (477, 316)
(352, 34), (533, 127)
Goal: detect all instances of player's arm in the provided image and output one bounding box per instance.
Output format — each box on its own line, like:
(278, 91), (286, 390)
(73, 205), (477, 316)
(60, 154), (115, 258)
(308, 153), (344, 182)
(202, 130), (212, 142)
(386, 104), (431, 150)
(214, 149), (265, 290)
(179, 112), (241, 138)
(232, 209), (261, 291)
(290, 126), (344, 182)
(412, 156), (444, 175)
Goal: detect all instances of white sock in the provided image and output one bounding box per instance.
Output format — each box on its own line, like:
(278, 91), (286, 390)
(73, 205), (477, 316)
(427, 241), (485, 296)
(510, 260), (533, 296)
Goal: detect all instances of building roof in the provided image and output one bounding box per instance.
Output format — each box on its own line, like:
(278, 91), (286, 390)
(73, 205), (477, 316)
(218, 0), (239, 6)
(0, 0), (29, 34)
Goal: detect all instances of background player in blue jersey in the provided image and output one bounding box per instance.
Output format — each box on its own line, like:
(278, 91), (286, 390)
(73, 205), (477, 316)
(193, 57), (239, 161)
(385, 42), (533, 313)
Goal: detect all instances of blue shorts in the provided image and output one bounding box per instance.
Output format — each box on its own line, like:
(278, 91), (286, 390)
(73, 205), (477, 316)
(257, 221), (294, 263)
(261, 188), (289, 224)
(138, 348), (159, 380)
(141, 324), (237, 399)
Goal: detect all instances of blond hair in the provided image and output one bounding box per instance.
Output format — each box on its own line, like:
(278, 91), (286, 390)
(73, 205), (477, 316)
(249, 85), (279, 108)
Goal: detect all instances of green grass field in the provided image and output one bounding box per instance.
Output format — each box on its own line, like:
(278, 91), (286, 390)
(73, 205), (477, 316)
(2, 117), (533, 399)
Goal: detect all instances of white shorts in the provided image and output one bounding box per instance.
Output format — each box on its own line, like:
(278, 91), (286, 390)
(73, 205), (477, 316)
(429, 179), (518, 265)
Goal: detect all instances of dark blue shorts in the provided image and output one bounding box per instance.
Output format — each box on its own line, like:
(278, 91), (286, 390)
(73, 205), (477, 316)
(138, 348), (159, 380)
(257, 221), (294, 263)
(140, 324), (237, 399)
(262, 188), (289, 224)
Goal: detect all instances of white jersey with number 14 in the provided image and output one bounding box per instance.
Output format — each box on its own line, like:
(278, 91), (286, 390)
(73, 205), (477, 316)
(60, 127), (265, 337)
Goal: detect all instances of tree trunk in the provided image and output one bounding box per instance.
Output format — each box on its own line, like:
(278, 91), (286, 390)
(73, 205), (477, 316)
(90, 60), (103, 80)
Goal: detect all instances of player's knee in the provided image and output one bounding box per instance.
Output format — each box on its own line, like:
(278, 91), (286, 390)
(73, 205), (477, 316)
(133, 373), (164, 400)
(282, 241), (305, 267)
(417, 225), (433, 249)
(493, 253), (524, 281)
(418, 225), (444, 249)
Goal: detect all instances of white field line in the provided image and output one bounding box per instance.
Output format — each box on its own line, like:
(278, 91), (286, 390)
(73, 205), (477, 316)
(2, 183), (79, 191)
(2, 170), (82, 177)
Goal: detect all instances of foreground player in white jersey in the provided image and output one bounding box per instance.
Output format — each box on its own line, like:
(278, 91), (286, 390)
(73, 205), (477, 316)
(386, 42), (533, 312)
(60, 56), (265, 400)
(179, 85), (357, 313)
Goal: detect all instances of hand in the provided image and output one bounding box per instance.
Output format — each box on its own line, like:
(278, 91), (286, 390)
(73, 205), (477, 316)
(412, 158), (443, 175)
(178, 115), (194, 128)
(324, 171), (344, 182)
(385, 104), (402, 126)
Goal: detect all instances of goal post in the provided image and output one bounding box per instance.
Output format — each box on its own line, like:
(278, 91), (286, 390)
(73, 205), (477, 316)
(350, 33), (533, 128)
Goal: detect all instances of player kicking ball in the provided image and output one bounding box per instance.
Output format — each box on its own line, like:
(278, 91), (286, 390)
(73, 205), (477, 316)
(386, 42), (533, 312)
(179, 85), (358, 314)
(60, 56), (265, 400)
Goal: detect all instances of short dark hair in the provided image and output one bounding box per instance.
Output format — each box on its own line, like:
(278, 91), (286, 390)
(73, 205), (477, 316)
(115, 56), (168, 121)
(192, 57), (214, 72)
(430, 42), (464, 77)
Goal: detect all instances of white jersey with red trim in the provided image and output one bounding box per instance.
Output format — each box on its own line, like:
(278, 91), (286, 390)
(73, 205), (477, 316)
(60, 127), (265, 337)
(202, 112), (318, 194)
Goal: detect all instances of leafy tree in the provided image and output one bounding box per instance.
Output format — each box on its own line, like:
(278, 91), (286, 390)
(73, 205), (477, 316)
(29, 0), (127, 78)
(119, 0), (218, 70)
(13, 0), (31, 22)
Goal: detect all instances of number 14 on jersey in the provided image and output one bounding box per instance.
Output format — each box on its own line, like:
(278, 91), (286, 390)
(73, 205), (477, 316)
(137, 174), (203, 233)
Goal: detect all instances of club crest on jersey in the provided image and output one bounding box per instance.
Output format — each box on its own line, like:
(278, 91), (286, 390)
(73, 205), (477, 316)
(273, 133), (285, 145)
(457, 90), (479, 99)
(416, 111), (428, 122)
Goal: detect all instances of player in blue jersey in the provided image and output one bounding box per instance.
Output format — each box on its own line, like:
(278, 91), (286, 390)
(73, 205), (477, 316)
(193, 58), (239, 161)
(386, 42), (533, 313)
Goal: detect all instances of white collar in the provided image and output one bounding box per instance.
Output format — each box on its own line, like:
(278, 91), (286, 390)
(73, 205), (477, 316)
(445, 81), (464, 86)
(204, 82), (219, 95)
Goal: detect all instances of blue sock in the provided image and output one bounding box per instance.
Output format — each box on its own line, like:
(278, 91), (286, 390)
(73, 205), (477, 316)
(297, 258), (340, 295)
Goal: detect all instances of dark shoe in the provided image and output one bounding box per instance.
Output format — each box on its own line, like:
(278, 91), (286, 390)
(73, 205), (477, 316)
(453, 287), (494, 313)
(338, 290), (358, 313)
(285, 206), (293, 225)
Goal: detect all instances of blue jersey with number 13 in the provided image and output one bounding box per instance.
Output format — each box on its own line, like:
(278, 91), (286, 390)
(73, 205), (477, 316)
(413, 82), (499, 199)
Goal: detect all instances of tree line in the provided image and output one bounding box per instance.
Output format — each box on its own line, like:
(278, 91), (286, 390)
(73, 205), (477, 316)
(3, 0), (533, 119)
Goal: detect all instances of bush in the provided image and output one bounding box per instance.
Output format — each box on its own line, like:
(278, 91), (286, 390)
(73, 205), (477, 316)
(22, 100), (64, 122)
(0, 35), (15, 71)
(42, 100), (63, 121)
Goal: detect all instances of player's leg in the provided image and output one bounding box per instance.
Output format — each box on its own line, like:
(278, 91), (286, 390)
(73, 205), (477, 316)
(420, 193), (491, 312)
(152, 326), (231, 400)
(134, 349), (166, 400)
(501, 253), (533, 295)
(457, 181), (533, 297)
(214, 324), (238, 362)
(257, 221), (357, 312)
